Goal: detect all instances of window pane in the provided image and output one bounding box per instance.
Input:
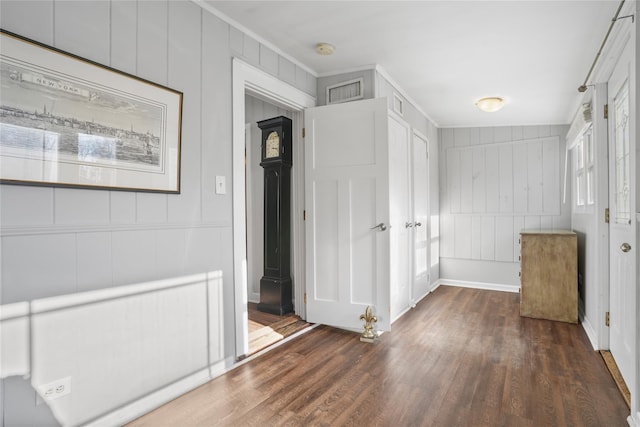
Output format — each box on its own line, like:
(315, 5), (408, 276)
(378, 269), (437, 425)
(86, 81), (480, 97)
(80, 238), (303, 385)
(613, 80), (630, 224)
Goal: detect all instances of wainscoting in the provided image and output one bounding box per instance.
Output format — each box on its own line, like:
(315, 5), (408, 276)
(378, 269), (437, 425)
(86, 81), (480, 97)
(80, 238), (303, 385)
(1, 271), (226, 426)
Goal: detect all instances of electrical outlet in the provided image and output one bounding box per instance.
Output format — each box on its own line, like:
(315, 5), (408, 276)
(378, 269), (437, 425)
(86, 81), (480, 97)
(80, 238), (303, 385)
(37, 377), (71, 401)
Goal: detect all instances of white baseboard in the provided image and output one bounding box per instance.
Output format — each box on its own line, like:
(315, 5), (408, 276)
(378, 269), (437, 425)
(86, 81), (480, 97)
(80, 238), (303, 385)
(437, 279), (520, 293)
(86, 364), (214, 427)
(581, 315), (599, 351)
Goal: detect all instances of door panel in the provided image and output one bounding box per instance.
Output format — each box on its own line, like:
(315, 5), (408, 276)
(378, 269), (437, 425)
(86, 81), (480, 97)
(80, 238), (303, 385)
(388, 114), (411, 321)
(412, 132), (430, 301)
(305, 98), (391, 331)
(608, 39), (636, 390)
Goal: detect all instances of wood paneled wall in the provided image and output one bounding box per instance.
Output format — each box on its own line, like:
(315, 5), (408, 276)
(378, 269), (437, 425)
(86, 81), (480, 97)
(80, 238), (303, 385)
(439, 125), (570, 286)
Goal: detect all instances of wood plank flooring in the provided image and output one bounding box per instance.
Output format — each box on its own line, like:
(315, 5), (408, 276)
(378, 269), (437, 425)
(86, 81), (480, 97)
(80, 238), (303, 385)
(128, 286), (629, 426)
(247, 302), (311, 356)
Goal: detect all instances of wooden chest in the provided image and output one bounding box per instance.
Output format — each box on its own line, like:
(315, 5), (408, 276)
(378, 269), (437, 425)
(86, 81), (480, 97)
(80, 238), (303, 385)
(519, 230), (578, 323)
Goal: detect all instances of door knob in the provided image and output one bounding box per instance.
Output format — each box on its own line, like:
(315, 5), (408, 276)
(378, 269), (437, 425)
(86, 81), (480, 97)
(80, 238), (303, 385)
(405, 222), (414, 228)
(414, 222), (422, 227)
(370, 222), (388, 231)
(621, 242), (631, 253)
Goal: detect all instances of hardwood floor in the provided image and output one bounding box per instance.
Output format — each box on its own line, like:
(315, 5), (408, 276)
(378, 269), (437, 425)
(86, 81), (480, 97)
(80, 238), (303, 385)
(247, 302), (311, 356)
(128, 286), (629, 426)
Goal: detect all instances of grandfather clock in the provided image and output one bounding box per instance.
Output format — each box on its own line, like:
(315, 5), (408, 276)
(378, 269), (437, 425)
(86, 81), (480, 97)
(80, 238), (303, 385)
(257, 116), (293, 315)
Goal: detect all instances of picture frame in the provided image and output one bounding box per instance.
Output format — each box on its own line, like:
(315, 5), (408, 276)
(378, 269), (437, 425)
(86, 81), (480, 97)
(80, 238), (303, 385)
(0, 30), (182, 193)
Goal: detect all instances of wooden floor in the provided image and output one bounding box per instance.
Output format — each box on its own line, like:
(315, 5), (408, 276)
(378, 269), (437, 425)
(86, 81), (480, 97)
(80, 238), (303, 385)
(129, 286), (629, 426)
(247, 303), (311, 356)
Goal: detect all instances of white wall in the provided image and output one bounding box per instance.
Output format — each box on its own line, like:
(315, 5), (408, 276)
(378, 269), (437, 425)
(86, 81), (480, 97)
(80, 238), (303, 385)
(0, 0), (316, 424)
(439, 125), (570, 288)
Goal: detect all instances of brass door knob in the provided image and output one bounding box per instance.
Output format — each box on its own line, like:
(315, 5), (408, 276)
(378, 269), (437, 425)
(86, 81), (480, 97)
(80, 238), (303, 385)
(621, 242), (632, 253)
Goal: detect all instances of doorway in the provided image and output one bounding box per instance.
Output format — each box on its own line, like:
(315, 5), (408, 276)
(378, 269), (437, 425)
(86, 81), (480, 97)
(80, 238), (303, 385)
(232, 58), (315, 358)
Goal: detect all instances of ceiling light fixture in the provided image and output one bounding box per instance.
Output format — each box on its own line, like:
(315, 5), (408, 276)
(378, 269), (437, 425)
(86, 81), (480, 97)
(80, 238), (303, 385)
(315, 42), (335, 56)
(475, 97), (505, 113)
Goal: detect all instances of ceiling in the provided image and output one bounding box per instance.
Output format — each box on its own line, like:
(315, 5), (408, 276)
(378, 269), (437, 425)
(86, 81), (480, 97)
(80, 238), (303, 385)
(203, 1), (621, 127)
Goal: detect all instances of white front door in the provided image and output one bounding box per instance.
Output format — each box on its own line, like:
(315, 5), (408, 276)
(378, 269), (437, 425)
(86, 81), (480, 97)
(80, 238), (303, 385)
(388, 113), (411, 321)
(412, 131), (430, 302)
(304, 98), (392, 331)
(608, 39), (636, 391)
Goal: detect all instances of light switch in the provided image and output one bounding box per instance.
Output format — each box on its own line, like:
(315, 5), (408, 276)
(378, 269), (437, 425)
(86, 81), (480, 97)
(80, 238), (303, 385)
(215, 176), (226, 194)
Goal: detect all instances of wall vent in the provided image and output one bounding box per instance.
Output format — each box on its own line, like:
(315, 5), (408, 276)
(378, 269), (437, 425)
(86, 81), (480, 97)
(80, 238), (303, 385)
(326, 78), (364, 104)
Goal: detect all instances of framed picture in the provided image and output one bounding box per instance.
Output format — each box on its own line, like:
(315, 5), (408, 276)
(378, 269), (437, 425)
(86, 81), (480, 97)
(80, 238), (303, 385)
(0, 30), (182, 193)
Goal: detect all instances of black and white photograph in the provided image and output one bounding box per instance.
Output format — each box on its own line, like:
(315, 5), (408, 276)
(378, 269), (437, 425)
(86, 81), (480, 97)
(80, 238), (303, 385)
(0, 30), (182, 192)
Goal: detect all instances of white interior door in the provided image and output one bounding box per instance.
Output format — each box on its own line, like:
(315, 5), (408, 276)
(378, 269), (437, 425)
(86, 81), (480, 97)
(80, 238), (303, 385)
(608, 39), (636, 391)
(412, 131), (430, 302)
(305, 98), (391, 331)
(388, 114), (411, 321)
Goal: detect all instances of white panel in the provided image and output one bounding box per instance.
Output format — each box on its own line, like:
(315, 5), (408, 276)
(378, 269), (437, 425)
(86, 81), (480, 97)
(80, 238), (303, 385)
(137, 193), (168, 223)
(446, 149), (461, 213)
(259, 45), (279, 75)
(243, 35), (260, 64)
(481, 216), (495, 261)
(0, 1), (53, 43)
(229, 26), (244, 54)
(454, 216), (472, 259)
(278, 56), (296, 85)
(454, 128), (470, 147)
(511, 126), (524, 141)
(76, 232), (113, 292)
(54, 189), (109, 225)
(513, 143), (528, 212)
(350, 179), (376, 304)
(183, 227), (220, 275)
(440, 214), (455, 258)
(54, 1), (110, 64)
(112, 230), (156, 286)
(441, 128), (454, 150)
(468, 128), (480, 145)
(513, 216), (525, 261)
(494, 127), (512, 143)
(314, 181), (339, 301)
(542, 137), (561, 213)
(168, 1), (202, 223)
(540, 216), (554, 229)
(537, 125), (551, 137)
(0, 185), (53, 226)
(527, 140), (543, 212)
(439, 258), (521, 287)
(472, 147), (486, 212)
(110, 191), (136, 224)
(499, 144), (514, 212)
(495, 216), (514, 262)
(479, 127), (494, 144)
(137, 1), (168, 84)
(485, 146), (500, 212)
(460, 149), (473, 213)
(0, 302), (30, 377)
(522, 126), (539, 140)
(156, 229), (187, 277)
(29, 274), (214, 426)
(313, 111), (376, 167)
(524, 215), (541, 231)
(2, 234), (77, 303)
(110, 0), (137, 73)
(471, 216), (482, 259)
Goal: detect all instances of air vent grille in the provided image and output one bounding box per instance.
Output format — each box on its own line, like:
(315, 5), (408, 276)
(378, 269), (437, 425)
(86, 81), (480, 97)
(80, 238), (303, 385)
(326, 78), (364, 104)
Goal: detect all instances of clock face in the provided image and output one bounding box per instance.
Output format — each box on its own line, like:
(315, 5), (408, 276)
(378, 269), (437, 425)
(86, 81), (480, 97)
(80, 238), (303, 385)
(265, 131), (280, 158)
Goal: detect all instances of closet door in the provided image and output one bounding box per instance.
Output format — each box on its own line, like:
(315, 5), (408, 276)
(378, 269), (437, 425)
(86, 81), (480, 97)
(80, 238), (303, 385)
(388, 113), (412, 321)
(412, 131), (430, 302)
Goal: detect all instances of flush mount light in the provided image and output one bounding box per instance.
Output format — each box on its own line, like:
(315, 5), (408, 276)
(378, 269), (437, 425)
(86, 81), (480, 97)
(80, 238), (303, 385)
(315, 42), (335, 56)
(475, 97), (505, 113)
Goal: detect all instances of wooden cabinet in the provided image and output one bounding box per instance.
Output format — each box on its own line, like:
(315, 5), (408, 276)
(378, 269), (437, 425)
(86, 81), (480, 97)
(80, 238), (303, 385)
(519, 230), (578, 323)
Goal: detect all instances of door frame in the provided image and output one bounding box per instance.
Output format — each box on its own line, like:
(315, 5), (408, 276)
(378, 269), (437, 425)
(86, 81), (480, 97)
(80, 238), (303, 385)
(232, 58), (315, 358)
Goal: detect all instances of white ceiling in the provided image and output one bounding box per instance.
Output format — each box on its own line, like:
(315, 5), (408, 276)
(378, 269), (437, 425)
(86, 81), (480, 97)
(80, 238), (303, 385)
(203, 1), (621, 127)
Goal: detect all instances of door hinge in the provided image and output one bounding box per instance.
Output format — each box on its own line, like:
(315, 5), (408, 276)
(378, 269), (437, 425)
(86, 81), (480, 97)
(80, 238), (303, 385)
(605, 208), (610, 223)
(604, 104), (609, 119)
(302, 127), (305, 138)
(304, 293), (307, 304)
(606, 311), (610, 327)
